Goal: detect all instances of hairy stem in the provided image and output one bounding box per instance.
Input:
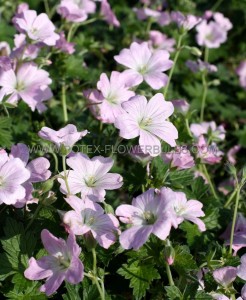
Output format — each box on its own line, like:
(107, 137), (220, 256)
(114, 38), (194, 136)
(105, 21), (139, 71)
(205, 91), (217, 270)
(62, 155), (71, 195)
(92, 248), (105, 300)
(164, 34), (184, 98)
(165, 263), (174, 286)
(202, 164), (218, 200)
(229, 188), (240, 254)
(61, 80), (68, 123)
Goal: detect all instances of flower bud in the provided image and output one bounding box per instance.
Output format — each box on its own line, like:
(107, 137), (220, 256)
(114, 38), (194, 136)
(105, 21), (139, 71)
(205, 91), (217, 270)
(84, 231), (97, 251)
(164, 243), (175, 265)
(190, 47), (202, 57)
(208, 79), (220, 86)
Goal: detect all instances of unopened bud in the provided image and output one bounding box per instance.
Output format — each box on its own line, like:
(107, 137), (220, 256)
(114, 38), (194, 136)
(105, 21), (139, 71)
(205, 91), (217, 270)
(208, 79), (220, 86)
(103, 203), (114, 214)
(60, 145), (71, 156)
(190, 47), (202, 57)
(84, 231), (97, 250)
(42, 191), (57, 206)
(40, 179), (54, 194)
(164, 242), (175, 265)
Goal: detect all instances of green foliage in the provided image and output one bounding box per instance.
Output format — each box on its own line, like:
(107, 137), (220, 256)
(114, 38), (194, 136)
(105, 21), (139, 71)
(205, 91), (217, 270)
(173, 245), (198, 275)
(0, 116), (13, 148)
(117, 261), (160, 299)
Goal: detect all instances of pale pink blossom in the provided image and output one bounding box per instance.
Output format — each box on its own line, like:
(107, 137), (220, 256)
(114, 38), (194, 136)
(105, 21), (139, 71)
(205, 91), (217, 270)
(114, 42), (173, 89)
(171, 99), (190, 114)
(213, 267), (237, 287)
(58, 153), (123, 201)
(12, 33), (40, 60)
(190, 121), (226, 141)
(15, 10), (59, 46)
(115, 93), (178, 157)
(0, 42), (11, 56)
(161, 148), (195, 170)
(63, 195), (120, 248)
(9, 143), (51, 208)
(24, 230), (84, 296)
(149, 30), (175, 53)
(0, 150), (30, 205)
(0, 57), (12, 73)
(159, 187), (206, 231)
(38, 124), (88, 149)
(196, 20), (228, 48)
(171, 11), (201, 30)
(213, 12), (233, 31)
(227, 145), (241, 165)
(12, 2), (29, 32)
(221, 214), (246, 255)
(116, 189), (178, 250)
(101, 0), (120, 27)
(0, 62), (52, 112)
(134, 8), (161, 21)
(186, 59), (217, 73)
(196, 136), (223, 165)
(57, 0), (96, 23)
(236, 61), (246, 90)
(85, 72), (135, 123)
(55, 32), (75, 54)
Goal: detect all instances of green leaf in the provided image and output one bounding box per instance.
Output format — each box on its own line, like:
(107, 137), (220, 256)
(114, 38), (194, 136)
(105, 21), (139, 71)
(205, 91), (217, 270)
(165, 286), (183, 300)
(195, 291), (213, 299)
(62, 282), (82, 300)
(179, 222), (202, 247)
(0, 218), (36, 281)
(169, 170), (194, 187)
(173, 245), (198, 275)
(0, 116), (13, 147)
(117, 261), (160, 300)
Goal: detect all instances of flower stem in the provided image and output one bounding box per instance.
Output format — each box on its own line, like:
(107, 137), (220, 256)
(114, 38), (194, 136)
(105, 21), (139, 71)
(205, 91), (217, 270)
(61, 80), (68, 123)
(229, 188), (240, 255)
(200, 48), (209, 122)
(200, 72), (208, 122)
(44, 0), (51, 17)
(202, 164), (218, 200)
(224, 189), (237, 208)
(163, 34), (184, 98)
(62, 155), (71, 195)
(25, 205), (42, 232)
(185, 118), (192, 137)
(165, 262), (174, 286)
(91, 248), (105, 300)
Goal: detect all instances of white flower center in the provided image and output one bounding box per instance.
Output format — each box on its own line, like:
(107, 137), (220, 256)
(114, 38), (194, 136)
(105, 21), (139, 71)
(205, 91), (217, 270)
(139, 117), (152, 129)
(85, 176), (96, 187)
(0, 176), (5, 187)
(137, 64), (148, 75)
(142, 211), (156, 225)
(57, 254), (70, 269)
(15, 81), (25, 92)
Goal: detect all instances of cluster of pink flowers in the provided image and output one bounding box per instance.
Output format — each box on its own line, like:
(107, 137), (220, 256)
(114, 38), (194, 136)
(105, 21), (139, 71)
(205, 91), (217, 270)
(196, 12), (232, 48)
(0, 144), (51, 207)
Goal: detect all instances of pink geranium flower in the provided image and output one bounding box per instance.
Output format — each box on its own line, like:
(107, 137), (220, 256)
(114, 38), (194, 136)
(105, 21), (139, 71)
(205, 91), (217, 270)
(196, 13), (232, 49)
(55, 32), (75, 54)
(171, 99), (190, 114)
(227, 145), (241, 165)
(149, 30), (175, 53)
(38, 124), (88, 149)
(186, 59), (218, 73)
(114, 42), (173, 89)
(58, 153), (123, 201)
(115, 189), (178, 250)
(57, 0), (96, 23)
(236, 61), (246, 90)
(196, 136), (223, 165)
(0, 42), (11, 56)
(221, 214), (246, 255)
(101, 0), (120, 27)
(85, 71), (135, 123)
(10, 143), (51, 208)
(12, 33), (40, 60)
(171, 11), (201, 31)
(161, 147), (195, 170)
(0, 62), (52, 112)
(15, 10), (59, 46)
(63, 195), (120, 248)
(114, 93), (178, 157)
(24, 229), (84, 296)
(190, 121), (226, 141)
(0, 150), (30, 205)
(159, 187), (206, 231)
(213, 267), (237, 288)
